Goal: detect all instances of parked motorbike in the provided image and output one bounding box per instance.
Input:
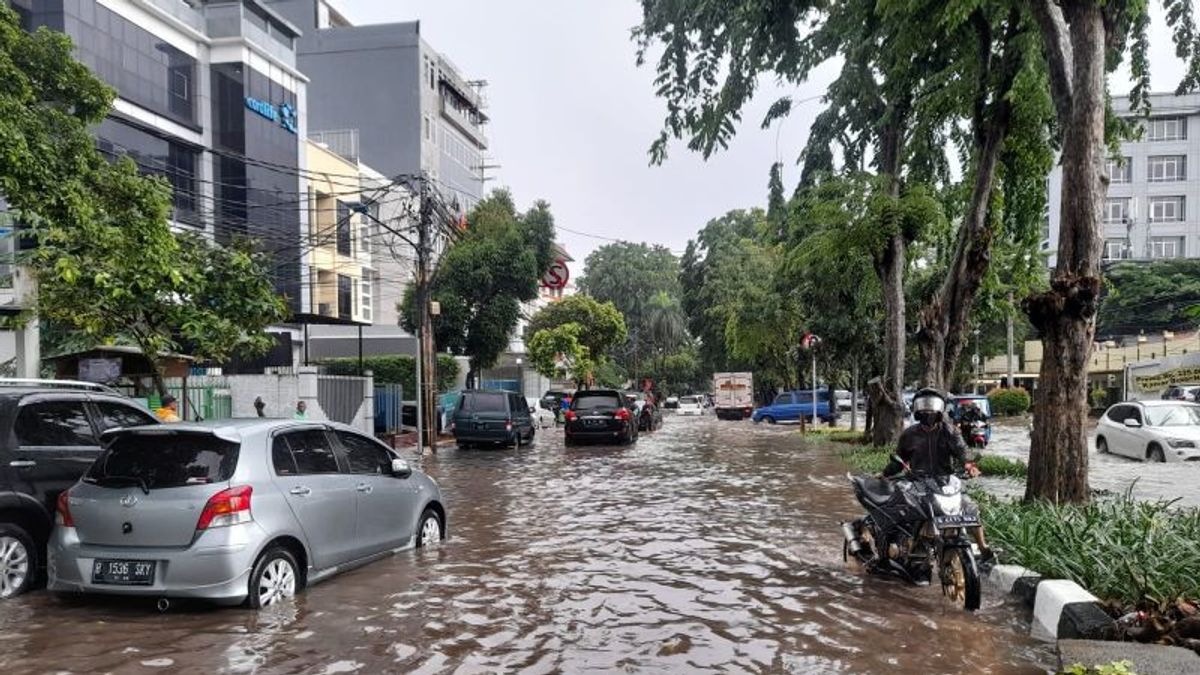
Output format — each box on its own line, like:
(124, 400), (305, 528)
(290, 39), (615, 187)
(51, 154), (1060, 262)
(841, 457), (982, 611)
(960, 419), (988, 448)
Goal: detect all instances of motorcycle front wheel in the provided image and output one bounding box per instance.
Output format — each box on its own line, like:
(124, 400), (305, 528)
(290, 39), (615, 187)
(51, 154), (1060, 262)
(940, 547), (981, 611)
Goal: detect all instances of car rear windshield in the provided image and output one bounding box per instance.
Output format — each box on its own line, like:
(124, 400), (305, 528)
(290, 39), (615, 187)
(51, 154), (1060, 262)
(86, 433), (239, 489)
(574, 393), (622, 411)
(680, 396), (700, 404)
(465, 392), (507, 413)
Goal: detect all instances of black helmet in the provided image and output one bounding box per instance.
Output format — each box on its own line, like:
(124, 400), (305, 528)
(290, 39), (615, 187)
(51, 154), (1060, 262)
(911, 388), (947, 426)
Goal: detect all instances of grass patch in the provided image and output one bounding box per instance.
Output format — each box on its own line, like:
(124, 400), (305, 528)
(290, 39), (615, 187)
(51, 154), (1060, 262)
(806, 429), (869, 444)
(978, 491), (1200, 611)
(975, 454), (1027, 479)
(838, 445), (894, 474)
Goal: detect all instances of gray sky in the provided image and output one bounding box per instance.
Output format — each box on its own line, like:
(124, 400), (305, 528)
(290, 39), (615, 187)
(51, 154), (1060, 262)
(342, 1), (1186, 262)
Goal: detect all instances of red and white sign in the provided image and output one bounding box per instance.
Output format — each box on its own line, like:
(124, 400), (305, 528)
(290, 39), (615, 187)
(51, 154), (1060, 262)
(801, 332), (822, 349)
(542, 258), (570, 290)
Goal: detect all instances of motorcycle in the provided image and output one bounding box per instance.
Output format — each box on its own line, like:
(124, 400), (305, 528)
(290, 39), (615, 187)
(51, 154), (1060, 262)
(960, 419), (988, 448)
(841, 456), (982, 611)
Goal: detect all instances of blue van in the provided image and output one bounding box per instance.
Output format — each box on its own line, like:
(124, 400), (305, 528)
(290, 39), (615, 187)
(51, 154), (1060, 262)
(752, 390), (834, 424)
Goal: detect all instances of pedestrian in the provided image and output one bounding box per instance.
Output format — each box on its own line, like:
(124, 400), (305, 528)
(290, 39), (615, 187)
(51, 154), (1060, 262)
(558, 394), (571, 426)
(254, 396), (266, 417)
(294, 400), (309, 420)
(155, 395), (181, 423)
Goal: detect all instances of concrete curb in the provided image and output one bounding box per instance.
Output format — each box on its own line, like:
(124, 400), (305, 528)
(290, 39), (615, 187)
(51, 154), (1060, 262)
(985, 564), (1117, 640)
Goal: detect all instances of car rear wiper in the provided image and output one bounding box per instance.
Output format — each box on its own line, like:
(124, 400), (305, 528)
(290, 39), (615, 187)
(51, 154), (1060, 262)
(92, 474), (151, 495)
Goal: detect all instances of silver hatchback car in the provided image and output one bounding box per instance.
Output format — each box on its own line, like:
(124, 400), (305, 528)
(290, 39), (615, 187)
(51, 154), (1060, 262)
(48, 419), (445, 608)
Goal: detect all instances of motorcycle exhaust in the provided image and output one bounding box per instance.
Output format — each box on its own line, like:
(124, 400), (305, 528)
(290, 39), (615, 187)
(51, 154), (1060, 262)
(841, 522), (862, 553)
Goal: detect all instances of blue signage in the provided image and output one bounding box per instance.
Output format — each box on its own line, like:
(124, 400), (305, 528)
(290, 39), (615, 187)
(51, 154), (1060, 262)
(245, 96), (298, 135)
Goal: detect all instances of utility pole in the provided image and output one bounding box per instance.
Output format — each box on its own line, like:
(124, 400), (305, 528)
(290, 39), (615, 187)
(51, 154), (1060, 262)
(1006, 291), (1015, 391)
(416, 177), (438, 452)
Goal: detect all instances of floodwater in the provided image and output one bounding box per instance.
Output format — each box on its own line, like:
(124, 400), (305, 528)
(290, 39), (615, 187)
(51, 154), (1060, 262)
(1, 416), (1054, 674)
(986, 420), (1199, 507)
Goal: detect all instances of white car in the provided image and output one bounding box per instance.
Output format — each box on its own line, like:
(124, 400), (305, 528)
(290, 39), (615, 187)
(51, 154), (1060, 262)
(525, 397), (556, 429)
(677, 395), (704, 416)
(1096, 400), (1200, 462)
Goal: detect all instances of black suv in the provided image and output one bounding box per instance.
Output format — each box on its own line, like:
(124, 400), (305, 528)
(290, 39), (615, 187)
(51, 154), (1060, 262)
(564, 390), (638, 446)
(0, 381), (160, 599)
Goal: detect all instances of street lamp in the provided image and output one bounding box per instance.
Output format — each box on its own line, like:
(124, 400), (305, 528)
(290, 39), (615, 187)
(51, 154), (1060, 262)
(973, 328), (982, 393)
(515, 357), (524, 399)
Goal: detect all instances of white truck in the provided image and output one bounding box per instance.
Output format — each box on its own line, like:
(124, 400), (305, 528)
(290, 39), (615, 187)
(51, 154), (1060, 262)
(713, 372), (754, 420)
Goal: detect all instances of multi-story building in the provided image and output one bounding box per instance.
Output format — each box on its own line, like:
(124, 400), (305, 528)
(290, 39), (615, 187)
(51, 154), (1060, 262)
(267, 0), (491, 210)
(2, 0), (312, 373)
(304, 139), (372, 324)
(1045, 92), (1200, 266)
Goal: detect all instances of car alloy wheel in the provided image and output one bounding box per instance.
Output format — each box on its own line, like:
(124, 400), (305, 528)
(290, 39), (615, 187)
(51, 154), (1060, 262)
(0, 533), (32, 599)
(248, 547), (299, 609)
(418, 509), (442, 547)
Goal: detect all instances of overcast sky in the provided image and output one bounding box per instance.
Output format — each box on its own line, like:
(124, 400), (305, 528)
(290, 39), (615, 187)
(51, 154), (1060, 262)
(341, 1), (1187, 263)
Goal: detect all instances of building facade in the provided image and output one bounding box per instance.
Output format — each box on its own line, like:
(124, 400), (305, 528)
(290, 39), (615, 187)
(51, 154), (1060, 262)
(1045, 92), (1200, 266)
(267, 0), (491, 210)
(305, 140), (372, 324)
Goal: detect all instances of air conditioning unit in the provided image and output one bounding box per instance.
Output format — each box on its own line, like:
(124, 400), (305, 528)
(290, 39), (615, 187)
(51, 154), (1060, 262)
(318, 302), (332, 316)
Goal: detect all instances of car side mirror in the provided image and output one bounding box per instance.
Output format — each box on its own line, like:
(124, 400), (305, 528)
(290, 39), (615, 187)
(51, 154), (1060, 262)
(391, 458), (413, 478)
(529, 406), (536, 414)
(1124, 418), (1142, 428)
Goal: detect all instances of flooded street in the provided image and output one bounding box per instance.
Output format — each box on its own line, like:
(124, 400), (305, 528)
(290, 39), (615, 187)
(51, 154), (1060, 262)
(2, 416), (1052, 674)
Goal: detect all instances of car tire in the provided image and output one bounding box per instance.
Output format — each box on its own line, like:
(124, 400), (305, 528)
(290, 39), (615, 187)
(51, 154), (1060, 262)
(1096, 436), (1109, 455)
(457, 441), (473, 450)
(764, 416), (776, 425)
(0, 523), (37, 600)
(1148, 443), (1166, 463)
(247, 546), (300, 609)
(416, 508), (443, 548)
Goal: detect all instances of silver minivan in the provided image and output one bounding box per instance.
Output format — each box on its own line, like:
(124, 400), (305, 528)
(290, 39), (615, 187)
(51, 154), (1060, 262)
(48, 419), (446, 608)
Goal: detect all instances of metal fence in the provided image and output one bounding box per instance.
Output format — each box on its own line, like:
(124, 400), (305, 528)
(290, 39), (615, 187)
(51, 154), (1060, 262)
(159, 375), (233, 422)
(318, 374), (367, 425)
(375, 383), (404, 434)
(480, 379), (520, 393)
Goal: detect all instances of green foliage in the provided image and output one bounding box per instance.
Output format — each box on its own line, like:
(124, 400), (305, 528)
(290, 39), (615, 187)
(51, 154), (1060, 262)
(1062, 661), (1136, 675)
(839, 446), (896, 475)
(975, 455), (1028, 479)
(526, 294), (627, 364)
(988, 387), (1032, 416)
(319, 354), (459, 394)
(1100, 260), (1200, 336)
(640, 347), (704, 394)
(403, 189), (557, 380)
(528, 323), (593, 386)
(578, 241), (680, 333)
(979, 492), (1200, 611)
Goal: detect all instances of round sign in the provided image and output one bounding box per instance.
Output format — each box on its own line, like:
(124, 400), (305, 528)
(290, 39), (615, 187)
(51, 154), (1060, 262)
(542, 259), (570, 290)
(971, 353), (980, 366)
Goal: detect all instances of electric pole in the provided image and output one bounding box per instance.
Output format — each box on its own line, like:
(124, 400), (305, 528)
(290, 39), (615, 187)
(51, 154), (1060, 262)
(416, 177), (438, 452)
(1006, 291), (1015, 390)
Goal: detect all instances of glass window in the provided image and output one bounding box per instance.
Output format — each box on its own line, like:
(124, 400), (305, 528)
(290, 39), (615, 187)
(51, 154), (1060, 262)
(775, 394), (793, 405)
(1151, 236), (1185, 259)
(1103, 198), (1130, 223)
(1107, 156), (1132, 183)
(1104, 239), (1127, 260)
(87, 433), (239, 489)
(467, 392), (508, 412)
(1147, 117), (1187, 141)
(272, 436), (298, 475)
(95, 401), (158, 431)
(1148, 155), (1187, 182)
(1145, 404), (1200, 427)
(337, 274), (352, 319)
(1149, 196), (1185, 222)
(336, 201), (352, 255)
(572, 393), (623, 412)
(337, 431), (392, 474)
(15, 401), (97, 447)
(281, 430), (341, 474)
(1106, 405), (1128, 422)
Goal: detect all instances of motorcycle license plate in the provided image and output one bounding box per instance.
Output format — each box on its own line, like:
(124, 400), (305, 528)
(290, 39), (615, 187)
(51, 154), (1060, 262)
(934, 514), (980, 528)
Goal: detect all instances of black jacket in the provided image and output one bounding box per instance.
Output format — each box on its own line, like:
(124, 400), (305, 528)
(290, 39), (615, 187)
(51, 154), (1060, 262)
(883, 416), (975, 477)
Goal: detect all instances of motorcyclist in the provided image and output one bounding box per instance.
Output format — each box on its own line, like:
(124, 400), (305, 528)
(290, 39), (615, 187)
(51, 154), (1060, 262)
(881, 388), (995, 564)
(959, 400), (987, 425)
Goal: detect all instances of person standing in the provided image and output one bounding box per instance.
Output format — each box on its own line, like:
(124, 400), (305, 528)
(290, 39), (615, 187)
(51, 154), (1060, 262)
(294, 400), (309, 420)
(155, 395), (181, 423)
(254, 397), (266, 417)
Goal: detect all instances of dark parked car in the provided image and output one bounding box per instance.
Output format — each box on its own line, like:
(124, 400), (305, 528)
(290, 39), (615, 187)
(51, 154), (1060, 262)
(451, 390), (535, 449)
(0, 380), (161, 600)
(1162, 384), (1200, 401)
(539, 390), (572, 412)
(564, 390), (638, 446)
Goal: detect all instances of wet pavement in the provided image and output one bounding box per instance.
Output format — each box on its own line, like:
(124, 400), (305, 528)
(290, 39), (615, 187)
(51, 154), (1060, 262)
(1, 416), (1054, 674)
(985, 421), (1198, 507)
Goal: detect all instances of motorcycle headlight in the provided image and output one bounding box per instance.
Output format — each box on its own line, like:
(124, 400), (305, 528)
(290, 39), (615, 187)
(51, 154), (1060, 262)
(1166, 438), (1196, 448)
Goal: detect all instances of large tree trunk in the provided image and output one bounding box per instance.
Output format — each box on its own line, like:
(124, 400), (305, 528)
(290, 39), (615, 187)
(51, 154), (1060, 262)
(1024, 1), (1107, 503)
(917, 9), (1021, 389)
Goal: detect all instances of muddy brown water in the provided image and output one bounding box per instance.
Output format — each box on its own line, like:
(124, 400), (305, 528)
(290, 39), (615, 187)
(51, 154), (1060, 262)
(0, 417), (1054, 674)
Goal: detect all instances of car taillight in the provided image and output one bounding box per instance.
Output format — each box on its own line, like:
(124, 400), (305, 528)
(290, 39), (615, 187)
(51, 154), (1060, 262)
(565, 410), (577, 422)
(506, 418), (513, 431)
(196, 486), (253, 530)
(56, 490), (74, 527)
(615, 408), (631, 421)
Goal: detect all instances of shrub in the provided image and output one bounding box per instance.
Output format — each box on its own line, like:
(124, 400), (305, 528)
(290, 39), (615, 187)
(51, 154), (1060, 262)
(975, 455), (1027, 479)
(839, 446), (895, 474)
(988, 387), (1031, 416)
(318, 354), (460, 394)
(978, 491), (1200, 611)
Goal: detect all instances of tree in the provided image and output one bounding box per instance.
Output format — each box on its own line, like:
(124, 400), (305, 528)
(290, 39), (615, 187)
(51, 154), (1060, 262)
(645, 290), (687, 369)
(1098, 261), (1200, 336)
(528, 323), (593, 388)
(403, 190), (557, 385)
(525, 294), (627, 366)
(1021, 0), (1200, 503)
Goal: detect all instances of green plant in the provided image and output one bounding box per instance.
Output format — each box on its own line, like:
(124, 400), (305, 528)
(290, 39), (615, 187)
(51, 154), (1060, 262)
(979, 491), (1200, 611)
(988, 387), (1032, 416)
(838, 446), (896, 475)
(975, 455), (1028, 479)
(319, 355), (459, 394)
(1062, 660), (1136, 675)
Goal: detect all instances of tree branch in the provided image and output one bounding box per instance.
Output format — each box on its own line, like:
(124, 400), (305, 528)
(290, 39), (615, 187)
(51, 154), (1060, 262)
(1029, 0), (1074, 125)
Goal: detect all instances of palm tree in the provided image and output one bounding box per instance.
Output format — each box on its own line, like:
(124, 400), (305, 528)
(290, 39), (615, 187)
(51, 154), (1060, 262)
(645, 291), (688, 376)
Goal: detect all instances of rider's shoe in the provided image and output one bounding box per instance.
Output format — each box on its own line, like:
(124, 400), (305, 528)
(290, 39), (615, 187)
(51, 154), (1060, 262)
(977, 547), (997, 566)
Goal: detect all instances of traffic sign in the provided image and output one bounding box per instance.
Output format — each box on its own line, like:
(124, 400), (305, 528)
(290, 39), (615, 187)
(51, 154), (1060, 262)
(542, 258), (570, 289)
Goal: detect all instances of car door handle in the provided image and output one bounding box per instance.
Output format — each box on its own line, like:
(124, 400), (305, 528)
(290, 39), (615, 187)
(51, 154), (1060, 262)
(289, 486), (312, 496)
(9, 460), (35, 468)
(356, 483), (373, 493)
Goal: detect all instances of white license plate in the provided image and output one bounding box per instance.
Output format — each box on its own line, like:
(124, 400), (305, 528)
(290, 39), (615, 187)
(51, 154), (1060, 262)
(934, 515), (980, 528)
